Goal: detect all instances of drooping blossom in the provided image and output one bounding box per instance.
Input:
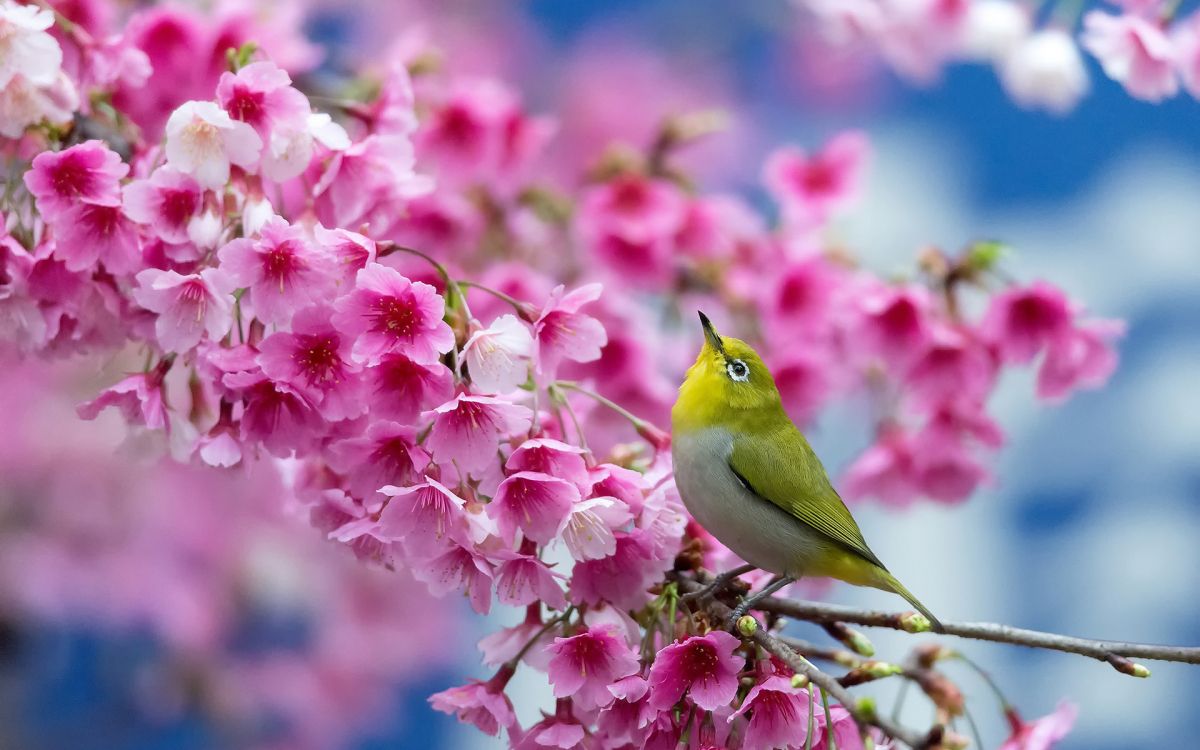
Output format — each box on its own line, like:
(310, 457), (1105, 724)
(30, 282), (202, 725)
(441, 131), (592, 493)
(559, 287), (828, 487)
(514, 715), (587, 750)
(218, 218), (335, 325)
(314, 225), (376, 285)
(77, 369), (169, 432)
(422, 394), (533, 474)
(53, 201), (141, 274)
(332, 263), (454, 366)
(855, 284), (932, 368)
(494, 553), (567, 609)
(132, 268), (236, 353)
(561, 496), (632, 561)
(546, 625), (639, 710)
(216, 60), (309, 139)
(507, 438), (591, 493)
(413, 540), (494, 614)
(429, 666), (518, 738)
(365, 353), (455, 424)
(982, 282), (1073, 364)
(463, 314), (535, 393)
(535, 283), (607, 379)
(842, 428), (919, 506)
(648, 631), (744, 711)
(763, 131), (867, 227)
(314, 133), (432, 231)
(905, 324), (996, 407)
(1036, 319), (1124, 402)
(728, 675), (811, 750)
(24, 140), (127, 216)
(377, 478), (469, 560)
(1081, 12), (1178, 102)
(1001, 29), (1089, 114)
(961, 0), (1031, 62)
(164, 99), (262, 189)
(257, 304), (364, 421)
(999, 700), (1077, 750)
(488, 471), (579, 545)
(122, 166), (204, 245)
(326, 422), (430, 501)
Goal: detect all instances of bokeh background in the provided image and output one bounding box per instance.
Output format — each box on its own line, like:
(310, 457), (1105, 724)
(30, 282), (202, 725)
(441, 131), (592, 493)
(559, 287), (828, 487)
(4, 1), (1199, 748)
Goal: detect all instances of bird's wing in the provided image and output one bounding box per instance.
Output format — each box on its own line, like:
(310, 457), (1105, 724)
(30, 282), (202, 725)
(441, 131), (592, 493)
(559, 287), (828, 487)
(728, 424), (885, 570)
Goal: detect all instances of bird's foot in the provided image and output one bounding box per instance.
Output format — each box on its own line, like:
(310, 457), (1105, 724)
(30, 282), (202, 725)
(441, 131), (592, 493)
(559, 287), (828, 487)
(681, 564), (756, 605)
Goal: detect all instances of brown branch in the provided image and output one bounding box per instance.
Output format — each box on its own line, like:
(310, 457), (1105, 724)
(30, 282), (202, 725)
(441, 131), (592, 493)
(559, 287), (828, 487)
(758, 598), (1200, 675)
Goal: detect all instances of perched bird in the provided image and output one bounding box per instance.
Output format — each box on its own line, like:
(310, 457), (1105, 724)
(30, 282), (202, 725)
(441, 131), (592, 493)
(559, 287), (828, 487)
(671, 312), (943, 631)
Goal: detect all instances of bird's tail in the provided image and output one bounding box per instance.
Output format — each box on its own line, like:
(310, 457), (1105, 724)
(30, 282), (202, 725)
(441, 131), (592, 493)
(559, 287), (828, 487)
(878, 571), (945, 634)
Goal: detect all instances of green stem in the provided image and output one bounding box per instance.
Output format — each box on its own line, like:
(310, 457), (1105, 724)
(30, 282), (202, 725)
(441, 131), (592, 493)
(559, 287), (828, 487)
(952, 652), (1012, 713)
(555, 381), (654, 432)
(804, 685), (816, 750)
(822, 688), (839, 750)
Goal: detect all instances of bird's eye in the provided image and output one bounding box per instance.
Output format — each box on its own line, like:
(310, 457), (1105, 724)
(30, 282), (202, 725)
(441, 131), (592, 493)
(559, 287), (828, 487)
(726, 359), (749, 382)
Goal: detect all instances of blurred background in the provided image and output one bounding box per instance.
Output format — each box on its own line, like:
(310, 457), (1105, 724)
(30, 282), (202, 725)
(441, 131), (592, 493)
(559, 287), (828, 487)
(4, 1), (1199, 748)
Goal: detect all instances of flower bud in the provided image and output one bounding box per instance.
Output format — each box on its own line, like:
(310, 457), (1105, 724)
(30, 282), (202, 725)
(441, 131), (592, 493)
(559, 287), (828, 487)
(1107, 654), (1151, 678)
(900, 612), (933, 633)
(863, 661), (902, 679)
(790, 673), (809, 689)
(736, 615), (758, 637)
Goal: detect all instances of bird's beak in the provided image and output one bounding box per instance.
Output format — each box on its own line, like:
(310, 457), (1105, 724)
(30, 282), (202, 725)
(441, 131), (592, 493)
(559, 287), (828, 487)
(697, 311), (725, 355)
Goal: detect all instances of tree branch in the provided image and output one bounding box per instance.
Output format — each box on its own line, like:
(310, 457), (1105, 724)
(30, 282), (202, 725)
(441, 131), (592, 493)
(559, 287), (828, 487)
(759, 597), (1200, 675)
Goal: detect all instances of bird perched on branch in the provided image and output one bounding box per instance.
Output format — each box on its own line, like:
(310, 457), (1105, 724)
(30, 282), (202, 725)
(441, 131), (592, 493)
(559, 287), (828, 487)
(671, 311), (943, 632)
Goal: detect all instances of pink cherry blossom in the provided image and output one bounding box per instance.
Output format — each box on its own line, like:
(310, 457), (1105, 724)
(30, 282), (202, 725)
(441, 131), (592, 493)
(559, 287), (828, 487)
(728, 675), (811, 750)
(1081, 12), (1178, 102)
(855, 284), (933, 368)
(514, 716), (587, 750)
(905, 324), (996, 407)
(216, 60), (309, 139)
(648, 631), (744, 711)
(314, 134), (432, 231)
(463, 314), (534, 393)
(313, 225), (376, 285)
(561, 497), (632, 561)
(77, 368), (169, 431)
(1000, 701), (1077, 750)
(1036, 319), (1124, 402)
(326, 422), (430, 501)
(507, 438), (591, 492)
(913, 428), (990, 504)
(0, 2), (60, 91)
(535, 283), (607, 379)
(24, 140), (127, 216)
(122, 166), (204, 245)
(132, 267), (236, 353)
(596, 674), (655, 745)
(164, 99), (262, 189)
(257, 305), (365, 421)
(762, 254), (842, 340)
(982, 281), (1073, 364)
(770, 349), (833, 427)
(546, 625), (639, 710)
(377, 478), (469, 560)
(842, 428), (919, 506)
(569, 531), (666, 610)
(494, 553), (568, 609)
(413, 540), (494, 614)
(0, 71), (78, 138)
(226, 371), (322, 457)
(478, 607), (556, 671)
(365, 353), (455, 423)
(488, 471), (579, 545)
(332, 263), (454, 366)
(812, 699), (867, 750)
(422, 394), (533, 474)
(763, 131), (868, 227)
(52, 201), (141, 274)
(429, 666), (518, 737)
(218, 218), (335, 326)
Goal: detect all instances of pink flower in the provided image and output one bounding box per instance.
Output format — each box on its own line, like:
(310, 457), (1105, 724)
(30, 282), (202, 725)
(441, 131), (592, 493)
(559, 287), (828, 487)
(562, 497), (632, 561)
(855, 284), (932, 368)
(132, 268), (236, 353)
(596, 675), (655, 745)
(478, 607), (556, 670)
(488, 471), (579, 545)
(365, 353), (454, 423)
(326, 422), (430, 501)
(122, 166), (204, 245)
(377, 479), (469, 560)
(0, 71), (78, 138)
(423, 394), (533, 474)
(812, 700), (866, 750)
(515, 716), (587, 750)
(982, 282), (1073, 364)
(1036, 319), (1123, 402)
(842, 429), (919, 506)
(546, 625), (639, 710)
(224, 369), (323, 458)
(770, 349), (833, 427)
(216, 60), (309, 138)
(999, 700), (1077, 750)
(912, 429), (989, 504)
(1081, 12), (1177, 102)
(535, 284), (607, 379)
(508, 438), (591, 493)
(763, 131), (868, 227)
(0, 2), (61, 91)
(314, 134), (432, 231)
(905, 325), (996, 407)
(762, 254), (842, 340)
(77, 368), (169, 431)
(218, 218), (335, 326)
(495, 554), (567, 609)
(728, 675), (811, 750)
(313, 225), (375, 285)
(24, 140), (127, 216)
(413, 540), (494, 614)
(463, 314), (534, 393)
(569, 531), (665, 610)
(257, 305), (365, 421)
(580, 174), (688, 240)
(331, 263), (454, 366)
(648, 631), (744, 711)
(164, 100), (262, 189)
(429, 666), (518, 737)
(52, 201), (141, 274)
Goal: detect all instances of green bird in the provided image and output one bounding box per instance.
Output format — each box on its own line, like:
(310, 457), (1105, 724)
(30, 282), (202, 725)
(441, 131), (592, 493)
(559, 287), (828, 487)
(671, 312), (943, 631)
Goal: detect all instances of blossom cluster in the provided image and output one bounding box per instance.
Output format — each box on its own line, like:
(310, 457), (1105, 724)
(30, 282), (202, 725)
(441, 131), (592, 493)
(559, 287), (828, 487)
(0, 0), (1120, 747)
(796, 0), (1200, 112)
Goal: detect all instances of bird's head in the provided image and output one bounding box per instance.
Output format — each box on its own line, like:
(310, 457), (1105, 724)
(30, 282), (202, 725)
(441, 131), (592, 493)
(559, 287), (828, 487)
(672, 312), (783, 433)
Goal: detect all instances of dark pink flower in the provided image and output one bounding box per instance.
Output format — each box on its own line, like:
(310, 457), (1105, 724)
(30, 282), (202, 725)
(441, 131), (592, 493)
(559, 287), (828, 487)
(53, 202), (141, 274)
(224, 369), (323, 457)
(580, 174), (687, 240)
(216, 60), (309, 138)
(856, 284), (932, 368)
(770, 349), (833, 427)
(764, 131), (868, 227)
(257, 305), (364, 421)
(1081, 12), (1177, 102)
(535, 283), (607, 379)
(982, 281), (1073, 364)
(596, 675), (655, 745)
(24, 140), (127, 215)
(423, 394), (533, 474)
(546, 625), (639, 710)
(762, 254), (842, 340)
(843, 428), (919, 506)
(365, 353), (454, 423)
(218, 218), (335, 326)
(507, 438), (591, 493)
(331, 262), (454, 366)
(429, 666), (518, 737)
(77, 368), (169, 431)
(327, 422), (430, 501)
(488, 471), (579, 545)
(313, 225), (376, 285)
(413, 540), (494, 614)
(905, 324), (996, 407)
(569, 530), (665, 610)
(1036, 319), (1123, 402)
(1000, 700), (1077, 750)
(495, 554), (567, 610)
(377, 479), (469, 560)
(812, 700), (866, 750)
(132, 268), (236, 353)
(122, 166), (204, 245)
(648, 631), (744, 711)
(729, 675), (811, 750)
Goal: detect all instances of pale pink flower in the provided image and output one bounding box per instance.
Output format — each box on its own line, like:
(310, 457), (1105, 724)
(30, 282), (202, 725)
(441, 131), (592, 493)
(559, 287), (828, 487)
(999, 700), (1077, 750)
(494, 553), (568, 609)
(218, 218), (335, 326)
(562, 497), (632, 561)
(1082, 12), (1178, 101)
(728, 675), (811, 750)
(648, 631), (744, 711)
(1001, 29), (1089, 114)
(25, 141), (127, 216)
(365, 353), (454, 424)
(257, 305), (365, 421)
(327, 422), (430, 502)
(413, 540), (494, 614)
(812, 700), (867, 750)
(122, 167), (204, 245)
(514, 716), (587, 750)
(535, 283), (607, 379)
(423, 394), (533, 474)
(912, 429), (989, 504)
(569, 531), (664, 610)
(430, 667), (518, 737)
(1036, 319), (1124, 402)
(547, 625), (639, 710)
(332, 263), (454, 366)
(961, 0), (1031, 62)
(0, 71), (78, 138)
(488, 471), (579, 545)
(478, 607), (556, 670)
(982, 281), (1073, 364)
(377, 479), (469, 560)
(313, 225), (376, 285)
(0, 2), (61, 89)
(314, 134), (432, 231)
(77, 369), (169, 431)
(843, 428), (919, 506)
(164, 100), (262, 189)
(132, 268), (236, 353)
(763, 131), (868, 227)
(507, 438), (591, 493)
(463, 314), (534, 393)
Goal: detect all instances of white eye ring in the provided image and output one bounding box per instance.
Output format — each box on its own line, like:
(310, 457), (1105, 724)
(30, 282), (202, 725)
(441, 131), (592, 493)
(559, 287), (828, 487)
(726, 359), (749, 382)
